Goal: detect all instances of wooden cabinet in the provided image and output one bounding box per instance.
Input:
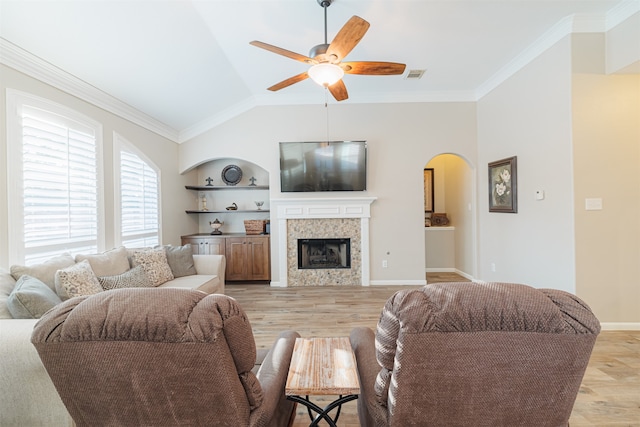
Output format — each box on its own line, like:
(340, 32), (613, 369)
(181, 234), (270, 282)
(225, 236), (270, 281)
(181, 235), (226, 255)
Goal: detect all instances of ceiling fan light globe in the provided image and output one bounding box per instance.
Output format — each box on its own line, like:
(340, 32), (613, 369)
(308, 63), (344, 87)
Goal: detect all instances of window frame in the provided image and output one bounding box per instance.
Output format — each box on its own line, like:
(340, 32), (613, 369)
(113, 132), (162, 248)
(6, 89), (105, 265)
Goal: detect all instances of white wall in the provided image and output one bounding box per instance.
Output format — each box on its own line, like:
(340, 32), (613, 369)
(179, 102), (478, 284)
(0, 65), (196, 267)
(572, 33), (640, 324)
(477, 37), (575, 292)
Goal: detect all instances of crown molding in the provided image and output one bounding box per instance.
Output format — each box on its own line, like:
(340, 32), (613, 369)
(178, 97), (258, 143)
(0, 38), (179, 142)
(606, 0), (640, 30)
(475, 5), (637, 100)
(476, 14), (580, 99)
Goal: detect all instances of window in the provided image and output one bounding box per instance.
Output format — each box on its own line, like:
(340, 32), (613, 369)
(114, 133), (160, 248)
(7, 90), (103, 265)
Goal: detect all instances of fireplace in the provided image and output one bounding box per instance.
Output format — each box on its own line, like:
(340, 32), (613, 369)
(272, 197), (376, 287)
(298, 238), (351, 269)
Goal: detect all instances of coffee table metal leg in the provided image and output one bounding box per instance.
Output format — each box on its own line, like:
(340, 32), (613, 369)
(287, 394), (358, 427)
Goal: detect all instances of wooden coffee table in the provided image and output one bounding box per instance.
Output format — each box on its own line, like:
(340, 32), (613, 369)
(285, 337), (360, 427)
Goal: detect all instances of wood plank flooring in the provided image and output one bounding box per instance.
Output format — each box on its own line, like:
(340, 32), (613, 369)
(226, 277), (640, 427)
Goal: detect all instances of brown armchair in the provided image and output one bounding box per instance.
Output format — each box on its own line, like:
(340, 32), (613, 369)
(31, 288), (299, 427)
(350, 282), (600, 427)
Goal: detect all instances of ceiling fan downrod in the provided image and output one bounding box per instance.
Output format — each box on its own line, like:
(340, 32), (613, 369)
(318, 0), (332, 44)
(310, 0), (333, 59)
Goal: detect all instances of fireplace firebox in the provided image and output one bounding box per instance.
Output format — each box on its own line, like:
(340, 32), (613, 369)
(297, 238), (351, 269)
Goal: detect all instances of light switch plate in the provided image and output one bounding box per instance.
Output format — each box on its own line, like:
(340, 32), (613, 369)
(585, 198), (603, 210)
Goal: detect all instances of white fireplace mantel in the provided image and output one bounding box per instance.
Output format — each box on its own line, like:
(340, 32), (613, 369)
(271, 197), (376, 287)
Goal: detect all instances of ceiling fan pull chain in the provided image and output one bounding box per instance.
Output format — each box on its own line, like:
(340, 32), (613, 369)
(325, 89), (330, 140)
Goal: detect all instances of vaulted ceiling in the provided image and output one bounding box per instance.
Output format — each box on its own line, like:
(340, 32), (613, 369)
(0, 0), (635, 142)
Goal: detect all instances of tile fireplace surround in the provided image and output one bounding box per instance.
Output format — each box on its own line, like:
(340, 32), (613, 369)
(272, 197), (376, 287)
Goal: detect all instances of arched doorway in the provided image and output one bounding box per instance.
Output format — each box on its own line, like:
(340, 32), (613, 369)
(424, 153), (477, 282)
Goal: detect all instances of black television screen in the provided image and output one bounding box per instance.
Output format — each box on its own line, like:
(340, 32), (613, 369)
(280, 141), (367, 192)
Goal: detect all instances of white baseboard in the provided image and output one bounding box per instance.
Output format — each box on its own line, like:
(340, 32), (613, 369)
(369, 280), (427, 286)
(600, 322), (640, 331)
(269, 281), (286, 288)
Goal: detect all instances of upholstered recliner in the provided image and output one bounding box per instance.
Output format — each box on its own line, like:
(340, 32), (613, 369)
(350, 282), (601, 427)
(31, 288), (299, 427)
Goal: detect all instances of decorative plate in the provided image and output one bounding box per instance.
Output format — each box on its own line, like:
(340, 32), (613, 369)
(221, 165), (242, 186)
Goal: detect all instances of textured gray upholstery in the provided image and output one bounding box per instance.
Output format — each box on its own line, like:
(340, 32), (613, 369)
(350, 282), (601, 427)
(32, 288), (298, 427)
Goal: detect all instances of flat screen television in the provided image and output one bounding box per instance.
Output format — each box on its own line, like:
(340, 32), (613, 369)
(279, 141), (367, 192)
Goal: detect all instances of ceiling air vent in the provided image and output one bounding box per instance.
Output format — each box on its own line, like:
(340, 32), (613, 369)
(405, 69), (426, 80)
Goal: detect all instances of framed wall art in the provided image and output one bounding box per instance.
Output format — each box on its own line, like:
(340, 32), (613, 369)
(424, 168), (434, 213)
(488, 156), (517, 213)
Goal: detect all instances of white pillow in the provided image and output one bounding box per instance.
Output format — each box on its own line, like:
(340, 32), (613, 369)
(75, 247), (130, 277)
(55, 259), (103, 299)
(10, 253), (76, 291)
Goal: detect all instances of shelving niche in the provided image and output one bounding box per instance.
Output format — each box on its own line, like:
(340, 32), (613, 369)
(186, 158), (270, 234)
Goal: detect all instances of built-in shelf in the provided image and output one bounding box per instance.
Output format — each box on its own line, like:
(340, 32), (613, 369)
(186, 210), (270, 214)
(186, 185), (269, 191)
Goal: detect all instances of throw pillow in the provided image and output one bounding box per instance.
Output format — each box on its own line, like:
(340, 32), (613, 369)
(131, 248), (174, 286)
(75, 247), (130, 277)
(55, 259), (103, 299)
(126, 247), (151, 269)
(1, 268), (16, 319)
(10, 253), (76, 291)
(98, 265), (153, 290)
(159, 244), (197, 278)
(7, 275), (62, 319)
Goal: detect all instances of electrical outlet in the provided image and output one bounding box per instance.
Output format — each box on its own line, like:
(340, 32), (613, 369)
(491, 263), (496, 272)
(382, 260), (388, 268)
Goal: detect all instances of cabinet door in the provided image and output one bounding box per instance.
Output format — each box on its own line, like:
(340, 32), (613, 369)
(181, 236), (225, 256)
(246, 236), (270, 281)
(225, 238), (247, 281)
(182, 237), (204, 254)
(203, 237), (225, 255)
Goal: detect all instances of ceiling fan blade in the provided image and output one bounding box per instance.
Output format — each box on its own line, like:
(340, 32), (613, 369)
(326, 16), (370, 62)
(342, 61), (406, 75)
(328, 79), (348, 101)
(267, 72), (309, 91)
(250, 41), (316, 64)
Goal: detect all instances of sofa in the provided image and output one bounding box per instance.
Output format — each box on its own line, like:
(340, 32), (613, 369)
(0, 245), (226, 426)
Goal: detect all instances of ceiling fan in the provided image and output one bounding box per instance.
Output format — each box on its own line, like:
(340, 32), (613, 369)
(250, 0), (406, 102)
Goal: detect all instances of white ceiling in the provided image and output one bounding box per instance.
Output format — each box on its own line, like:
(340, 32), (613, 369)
(0, 0), (635, 142)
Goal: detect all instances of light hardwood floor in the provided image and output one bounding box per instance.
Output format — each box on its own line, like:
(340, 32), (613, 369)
(226, 278), (640, 427)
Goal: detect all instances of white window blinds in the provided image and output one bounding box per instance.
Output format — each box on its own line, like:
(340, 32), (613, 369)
(21, 106), (99, 264)
(120, 150), (159, 248)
